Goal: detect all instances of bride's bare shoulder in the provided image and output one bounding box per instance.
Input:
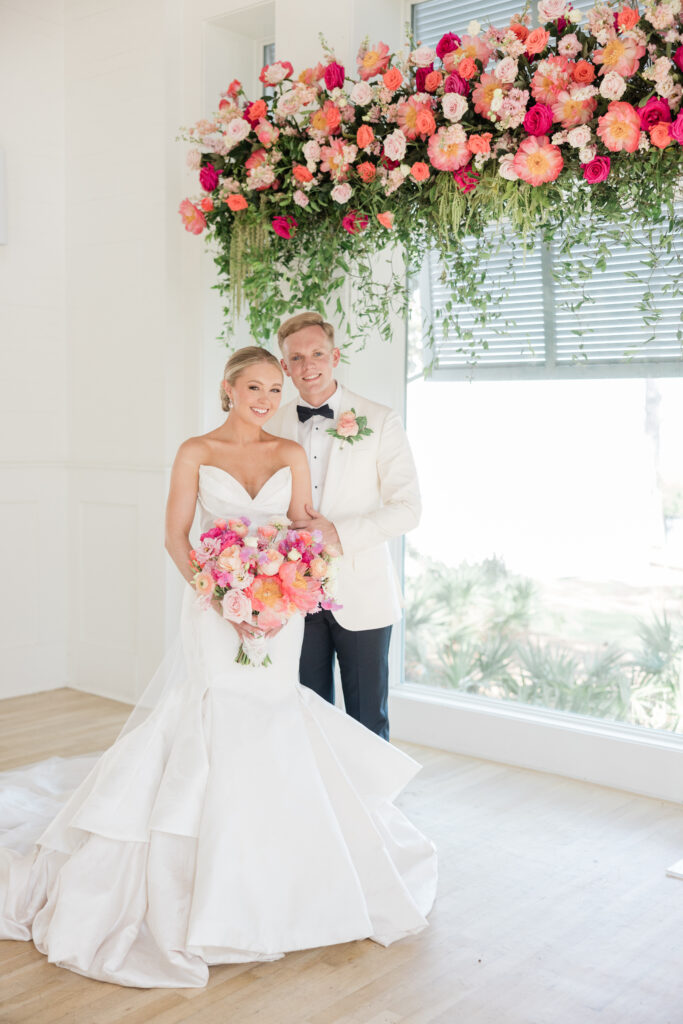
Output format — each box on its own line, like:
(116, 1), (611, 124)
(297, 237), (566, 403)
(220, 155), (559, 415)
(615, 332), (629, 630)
(173, 434), (214, 469)
(272, 436), (306, 463)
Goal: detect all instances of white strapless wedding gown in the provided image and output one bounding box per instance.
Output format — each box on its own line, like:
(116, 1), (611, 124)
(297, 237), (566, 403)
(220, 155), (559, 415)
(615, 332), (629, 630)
(0, 465), (437, 988)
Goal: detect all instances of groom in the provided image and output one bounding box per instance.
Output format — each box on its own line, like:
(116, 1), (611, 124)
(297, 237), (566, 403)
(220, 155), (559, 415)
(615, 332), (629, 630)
(266, 311), (421, 740)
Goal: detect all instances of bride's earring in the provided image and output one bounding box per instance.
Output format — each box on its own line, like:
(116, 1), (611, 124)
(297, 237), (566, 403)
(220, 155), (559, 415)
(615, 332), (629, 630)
(223, 380), (232, 411)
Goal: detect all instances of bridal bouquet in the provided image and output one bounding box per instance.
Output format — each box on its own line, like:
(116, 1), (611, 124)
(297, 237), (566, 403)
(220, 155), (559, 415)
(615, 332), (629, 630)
(190, 515), (340, 666)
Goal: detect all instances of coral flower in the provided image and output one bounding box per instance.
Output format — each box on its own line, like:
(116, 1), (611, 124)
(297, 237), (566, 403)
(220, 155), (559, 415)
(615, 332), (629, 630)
(472, 74), (507, 117)
(383, 68), (403, 90)
(427, 124), (471, 170)
(597, 101), (641, 152)
(278, 562), (321, 613)
(552, 91), (597, 128)
(526, 28), (550, 56)
(179, 199), (206, 235)
(650, 121), (673, 148)
(572, 60), (596, 84)
(356, 160), (376, 183)
(410, 161), (430, 181)
(250, 575), (286, 613)
(443, 35), (492, 72)
(310, 100), (342, 136)
(467, 132), (492, 154)
(292, 164), (313, 183)
(456, 57), (478, 80)
(531, 56), (574, 104)
(377, 211), (395, 229)
(593, 36), (646, 77)
(617, 6), (640, 30)
(226, 194), (248, 211)
(357, 40), (391, 81)
(357, 124), (375, 148)
(396, 95), (432, 140)
(512, 135), (564, 186)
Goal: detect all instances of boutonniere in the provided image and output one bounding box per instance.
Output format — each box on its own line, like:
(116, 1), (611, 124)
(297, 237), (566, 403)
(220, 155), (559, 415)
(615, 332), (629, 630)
(327, 408), (373, 448)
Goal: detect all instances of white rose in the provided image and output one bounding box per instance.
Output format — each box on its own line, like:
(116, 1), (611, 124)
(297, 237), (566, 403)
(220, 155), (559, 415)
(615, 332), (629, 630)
(538, 0), (568, 23)
(551, 130), (568, 145)
(243, 535), (259, 548)
(490, 88), (504, 113)
(226, 117), (251, 143)
(494, 57), (519, 83)
(383, 128), (407, 162)
(442, 93), (468, 121)
(302, 140), (321, 163)
(263, 61), (291, 85)
(567, 124), (591, 147)
(569, 7), (584, 21)
(411, 45), (436, 67)
(467, 20), (481, 35)
(293, 189), (309, 207)
(599, 71), (626, 100)
(656, 76), (676, 98)
(331, 183), (352, 203)
(276, 92), (300, 118)
(578, 144), (597, 162)
(287, 549), (302, 561)
(350, 81), (373, 105)
(498, 153), (519, 180)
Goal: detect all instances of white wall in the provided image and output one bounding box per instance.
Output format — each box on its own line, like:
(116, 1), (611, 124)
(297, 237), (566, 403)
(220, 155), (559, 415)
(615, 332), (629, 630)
(0, 1), (68, 698)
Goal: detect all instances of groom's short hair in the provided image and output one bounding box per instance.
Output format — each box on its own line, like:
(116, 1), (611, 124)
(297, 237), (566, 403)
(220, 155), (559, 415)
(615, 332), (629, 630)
(277, 312), (335, 349)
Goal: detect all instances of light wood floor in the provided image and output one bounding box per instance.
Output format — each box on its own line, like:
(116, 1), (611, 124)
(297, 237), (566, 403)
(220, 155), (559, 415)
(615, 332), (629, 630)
(1, 688), (683, 1024)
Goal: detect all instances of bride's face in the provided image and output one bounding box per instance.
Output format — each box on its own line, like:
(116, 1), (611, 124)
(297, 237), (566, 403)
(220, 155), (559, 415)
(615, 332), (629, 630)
(226, 362), (283, 424)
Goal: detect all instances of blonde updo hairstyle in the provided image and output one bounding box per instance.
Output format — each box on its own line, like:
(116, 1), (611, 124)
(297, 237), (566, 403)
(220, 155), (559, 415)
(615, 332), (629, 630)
(220, 345), (283, 412)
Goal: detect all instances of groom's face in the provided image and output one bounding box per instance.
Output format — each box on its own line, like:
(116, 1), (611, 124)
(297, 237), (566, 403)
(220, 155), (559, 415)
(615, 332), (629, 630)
(280, 327), (340, 405)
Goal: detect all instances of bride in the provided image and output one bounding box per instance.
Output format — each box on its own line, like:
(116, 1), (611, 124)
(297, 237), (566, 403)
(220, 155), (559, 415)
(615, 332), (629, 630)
(0, 346), (437, 989)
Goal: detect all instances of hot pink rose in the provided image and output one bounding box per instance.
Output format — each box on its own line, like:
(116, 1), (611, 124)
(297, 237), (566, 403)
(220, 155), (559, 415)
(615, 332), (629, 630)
(523, 104), (554, 136)
(221, 589), (252, 624)
(444, 73), (470, 95)
(415, 64), (434, 91)
(674, 46), (683, 74)
(436, 33), (461, 60)
(199, 163), (219, 191)
(581, 155), (611, 183)
(341, 210), (369, 235)
(324, 61), (345, 90)
(336, 411), (359, 437)
(671, 112), (683, 145)
(638, 97), (671, 130)
(272, 215), (298, 239)
(453, 166), (479, 193)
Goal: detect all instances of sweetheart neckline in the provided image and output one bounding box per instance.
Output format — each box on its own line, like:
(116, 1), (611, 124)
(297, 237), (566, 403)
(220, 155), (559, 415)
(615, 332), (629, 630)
(198, 464), (291, 503)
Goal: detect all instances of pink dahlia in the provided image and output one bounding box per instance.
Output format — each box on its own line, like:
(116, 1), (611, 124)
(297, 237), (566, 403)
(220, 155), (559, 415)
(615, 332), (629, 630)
(512, 135), (564, 186)
(551, 90), (597, 128)
(427, 124), (471, 171)
(472, 73), (508, 117)
(531, 56), (574, 105)
(596, 101), (641, 152)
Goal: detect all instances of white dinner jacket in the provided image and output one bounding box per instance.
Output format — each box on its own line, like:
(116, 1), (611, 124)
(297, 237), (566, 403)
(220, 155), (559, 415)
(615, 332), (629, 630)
(267, 385), (421, 631)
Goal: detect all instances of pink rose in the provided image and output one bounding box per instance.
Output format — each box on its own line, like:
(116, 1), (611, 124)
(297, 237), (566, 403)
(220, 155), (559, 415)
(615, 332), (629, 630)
(341, 210), (369, 235)
(271, 215), (298, 239)
(221, 589), (252, 623)
(671, 112), (683, 145)
(523, 104), (554, 136)
(436, 33), (461, 60)
(331, 182), (353, 204)
(178, 198), (206, 235)
(638, 96), (671, 130)
(336, 411), (360, 437)
(308, 556), (329, 579)
(324, 61), (345, 90)
(444, 73), (470, 95)
(581, 155), (611, 183)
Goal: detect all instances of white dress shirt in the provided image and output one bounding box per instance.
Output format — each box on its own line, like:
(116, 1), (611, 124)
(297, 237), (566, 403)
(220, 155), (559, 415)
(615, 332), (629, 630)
(296, 382), (343, 505)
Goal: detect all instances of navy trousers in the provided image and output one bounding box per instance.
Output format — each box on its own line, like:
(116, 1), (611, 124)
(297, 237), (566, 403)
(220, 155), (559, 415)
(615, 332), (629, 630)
(299, 609), (392, 740)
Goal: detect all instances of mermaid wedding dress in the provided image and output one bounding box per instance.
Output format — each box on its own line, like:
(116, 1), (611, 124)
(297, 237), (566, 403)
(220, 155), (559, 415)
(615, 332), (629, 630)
(0, 465), (437, 988)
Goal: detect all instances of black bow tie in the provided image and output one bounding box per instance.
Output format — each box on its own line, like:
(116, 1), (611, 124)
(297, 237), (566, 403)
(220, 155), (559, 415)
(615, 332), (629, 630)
(297, 404), (334, 423)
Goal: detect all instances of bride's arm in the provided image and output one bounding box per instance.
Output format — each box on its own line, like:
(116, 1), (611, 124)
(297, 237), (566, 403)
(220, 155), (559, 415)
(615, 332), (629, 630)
(165, 440), (203, 584)
(285, 442), (313, 523)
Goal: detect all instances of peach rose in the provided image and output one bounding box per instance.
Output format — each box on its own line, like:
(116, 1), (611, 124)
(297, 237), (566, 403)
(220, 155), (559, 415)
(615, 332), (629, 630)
(410, 161), (430, 181)
(193, 570), (214, 597)
(218, 544), (241, 572)
(650, 121), (673, 148)
(467, 132), (492, 154)
(458, 57), (477, 80)
(424, 70), (443, 92)
(357, 124), (375, 148)
(336, 411), (359, 437)
(226, 194), (248, 211)
(383, 68), (403, 90)
(416, 108), (437, 136)
(259, 549), (285, 576)
(356, 161), (377, 183)
(292, 164), (313, 183)
(526, 28), (550, 56)
(377, 211), (395, 229)
(308, 556), (329, 579)
(617, 6), (639, 31)
(573, 60), (596, 84)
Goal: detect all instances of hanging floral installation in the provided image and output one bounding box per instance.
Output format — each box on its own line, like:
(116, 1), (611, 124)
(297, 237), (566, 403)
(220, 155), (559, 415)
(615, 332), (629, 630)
(179, 0), (683, 358)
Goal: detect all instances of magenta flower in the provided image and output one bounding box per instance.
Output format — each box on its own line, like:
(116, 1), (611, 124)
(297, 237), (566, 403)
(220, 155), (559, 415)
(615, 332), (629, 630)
(324, 61), (345, 90)
(638, 97), (671, 130)
(671, 112), (683, 146)
(453, 166), (479, 193)
(444, 72), (469, 95)
(341, 210), (369, 234)
(415, 64), (434, 91)
(271, 215), (298, 239)
(199, 163), (219, 191)
(581, 155), (611, 183)
(523, 104), (554, 136)
(674, 46), (683, 74)
(436, 32), (461, 60)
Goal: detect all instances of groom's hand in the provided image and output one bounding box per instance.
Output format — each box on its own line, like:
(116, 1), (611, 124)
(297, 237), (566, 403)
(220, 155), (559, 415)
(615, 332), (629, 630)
(291, 505), (343, 554)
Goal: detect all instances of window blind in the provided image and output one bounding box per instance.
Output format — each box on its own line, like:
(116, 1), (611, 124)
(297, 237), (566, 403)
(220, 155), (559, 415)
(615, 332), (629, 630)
(412, 0), (683, 379)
